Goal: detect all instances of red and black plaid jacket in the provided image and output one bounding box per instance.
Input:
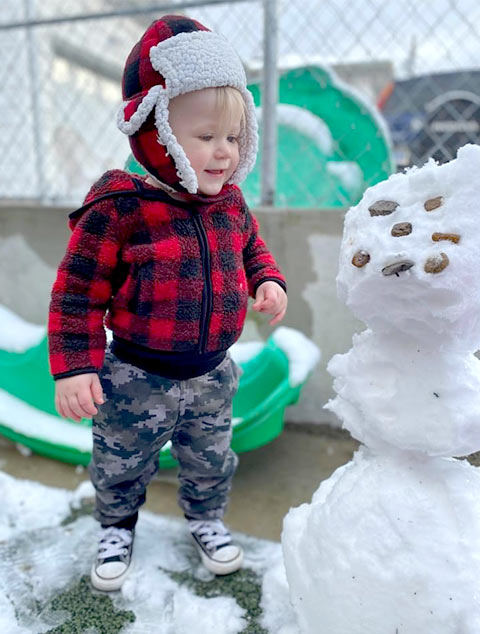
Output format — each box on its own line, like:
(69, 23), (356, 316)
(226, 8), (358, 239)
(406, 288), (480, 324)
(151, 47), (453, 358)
(48, 170), (286, 379)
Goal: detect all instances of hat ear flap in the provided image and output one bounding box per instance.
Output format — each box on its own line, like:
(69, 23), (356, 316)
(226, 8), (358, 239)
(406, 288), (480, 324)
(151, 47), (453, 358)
(117, 85), (164, 135)
(128, 112), (178, 187)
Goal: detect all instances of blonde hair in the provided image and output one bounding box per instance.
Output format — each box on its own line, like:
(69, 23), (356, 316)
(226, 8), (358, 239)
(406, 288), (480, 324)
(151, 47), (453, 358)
(214, 86), (246, 131)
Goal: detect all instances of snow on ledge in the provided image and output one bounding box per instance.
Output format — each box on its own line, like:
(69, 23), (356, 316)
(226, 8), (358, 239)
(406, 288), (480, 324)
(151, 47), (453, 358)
(0, 305), (45, 353)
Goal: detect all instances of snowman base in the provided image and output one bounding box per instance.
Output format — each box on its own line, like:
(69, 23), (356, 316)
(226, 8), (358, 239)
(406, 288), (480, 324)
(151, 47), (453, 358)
(282, 446), (480, 634)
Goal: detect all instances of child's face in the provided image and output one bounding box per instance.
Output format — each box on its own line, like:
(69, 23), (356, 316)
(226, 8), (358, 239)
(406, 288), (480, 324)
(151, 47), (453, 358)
(169, 88), (242, 196)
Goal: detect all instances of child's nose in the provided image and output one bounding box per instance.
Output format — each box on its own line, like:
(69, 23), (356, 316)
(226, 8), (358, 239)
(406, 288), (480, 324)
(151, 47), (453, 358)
(214, 141), (230, 158)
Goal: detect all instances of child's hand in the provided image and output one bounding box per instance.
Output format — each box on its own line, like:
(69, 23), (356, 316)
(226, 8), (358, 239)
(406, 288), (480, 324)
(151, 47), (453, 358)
(252, 281), (287, 325)
(55, 373), (104, 422)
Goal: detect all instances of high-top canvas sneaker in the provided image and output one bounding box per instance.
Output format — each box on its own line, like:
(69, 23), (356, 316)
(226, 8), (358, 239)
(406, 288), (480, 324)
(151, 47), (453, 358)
(90, 526), (134, 591)
(188, 519), (243, 575)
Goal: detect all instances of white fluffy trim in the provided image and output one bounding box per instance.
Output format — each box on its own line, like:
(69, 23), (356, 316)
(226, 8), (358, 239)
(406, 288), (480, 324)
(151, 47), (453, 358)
(117, 85), (163, 135)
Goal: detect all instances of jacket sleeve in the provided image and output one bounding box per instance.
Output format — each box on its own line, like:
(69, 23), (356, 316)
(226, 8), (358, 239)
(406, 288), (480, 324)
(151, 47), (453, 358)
(240, 195), (287, 297)
(48, 190), (123, 379)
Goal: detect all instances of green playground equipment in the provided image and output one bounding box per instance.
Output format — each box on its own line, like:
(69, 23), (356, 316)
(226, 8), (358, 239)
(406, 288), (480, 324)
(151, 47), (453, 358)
(125, 64), (394, 208)
(0, 327), (317, 469)
(246, 65), (394, 208)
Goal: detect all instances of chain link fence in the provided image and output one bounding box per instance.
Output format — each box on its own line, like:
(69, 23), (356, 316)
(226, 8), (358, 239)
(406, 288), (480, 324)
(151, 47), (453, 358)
(1, 0), (480, 208)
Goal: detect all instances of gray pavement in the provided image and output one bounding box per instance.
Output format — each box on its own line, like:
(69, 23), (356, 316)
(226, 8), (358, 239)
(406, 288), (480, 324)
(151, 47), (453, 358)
(0, 423), (358, 541)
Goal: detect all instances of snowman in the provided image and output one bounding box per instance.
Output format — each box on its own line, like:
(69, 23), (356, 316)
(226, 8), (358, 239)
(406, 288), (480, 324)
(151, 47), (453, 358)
(282, 144), (480, 634)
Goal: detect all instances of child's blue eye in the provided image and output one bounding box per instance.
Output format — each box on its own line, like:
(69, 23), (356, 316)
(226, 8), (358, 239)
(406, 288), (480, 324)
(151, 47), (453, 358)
(227, 136), (238, 143)
(199, 135), (213, 141)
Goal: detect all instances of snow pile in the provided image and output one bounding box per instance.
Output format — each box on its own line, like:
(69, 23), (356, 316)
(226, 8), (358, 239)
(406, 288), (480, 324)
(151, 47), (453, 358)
(283, 448), (480, 634)
(0, 305), (45, 353)
(0, 470), (299, 634)
(282, 145), (480, 634)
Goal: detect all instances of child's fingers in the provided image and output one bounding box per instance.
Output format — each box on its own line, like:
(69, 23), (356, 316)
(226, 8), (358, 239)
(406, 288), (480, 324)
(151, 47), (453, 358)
(65, 394), (85, 421)
(90, 375), (105, 405)
(252, 295), (264, 310)
(78, 398), (98, 418)
(269, 307), (287, 326)
(253, 298), (275, 312)
(55, 394), (66, 419)
(59, 395), (71, 420)
(78, 389), (99, 417)
(59, 394), (78, 421)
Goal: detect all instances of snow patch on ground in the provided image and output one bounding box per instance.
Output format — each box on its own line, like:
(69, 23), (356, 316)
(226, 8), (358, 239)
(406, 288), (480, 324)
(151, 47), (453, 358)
(0, 471), (298, 633)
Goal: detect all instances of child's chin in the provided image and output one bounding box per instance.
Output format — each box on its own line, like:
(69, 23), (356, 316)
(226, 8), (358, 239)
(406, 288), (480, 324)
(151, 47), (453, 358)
(198, 184), (224, 196)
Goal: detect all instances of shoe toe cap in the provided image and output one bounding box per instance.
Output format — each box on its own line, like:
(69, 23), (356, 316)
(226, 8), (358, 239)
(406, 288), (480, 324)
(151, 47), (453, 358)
(96, 561), (128, 580)
(212, 545), (242, 563)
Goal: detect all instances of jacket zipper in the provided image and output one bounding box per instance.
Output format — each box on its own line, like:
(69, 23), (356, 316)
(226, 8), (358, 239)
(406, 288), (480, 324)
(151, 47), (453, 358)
(191, 211), (213, 353)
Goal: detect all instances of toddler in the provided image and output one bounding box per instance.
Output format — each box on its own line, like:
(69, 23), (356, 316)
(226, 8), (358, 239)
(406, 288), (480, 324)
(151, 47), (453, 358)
(49, 15), (286, 591)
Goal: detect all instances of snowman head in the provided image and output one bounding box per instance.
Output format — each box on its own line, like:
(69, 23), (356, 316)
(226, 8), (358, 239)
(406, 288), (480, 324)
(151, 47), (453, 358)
(337, 144), (480, 349)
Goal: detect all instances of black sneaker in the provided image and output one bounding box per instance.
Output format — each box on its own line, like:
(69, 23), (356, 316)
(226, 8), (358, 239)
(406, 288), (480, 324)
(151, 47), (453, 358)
(90, 526), (134, 591)
(188, 519), (243, 575)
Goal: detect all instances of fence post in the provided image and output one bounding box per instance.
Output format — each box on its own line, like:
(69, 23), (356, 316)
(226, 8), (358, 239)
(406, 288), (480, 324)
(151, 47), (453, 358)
(261, 0), (278, 207)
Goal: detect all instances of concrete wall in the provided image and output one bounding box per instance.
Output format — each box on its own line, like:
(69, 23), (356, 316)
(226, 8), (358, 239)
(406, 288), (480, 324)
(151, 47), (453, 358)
(0, 202), (363, 427)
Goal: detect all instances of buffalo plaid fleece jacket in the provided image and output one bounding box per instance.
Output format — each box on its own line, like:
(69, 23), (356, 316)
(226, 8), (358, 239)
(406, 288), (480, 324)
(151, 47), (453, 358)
(48, 170), (286, 379)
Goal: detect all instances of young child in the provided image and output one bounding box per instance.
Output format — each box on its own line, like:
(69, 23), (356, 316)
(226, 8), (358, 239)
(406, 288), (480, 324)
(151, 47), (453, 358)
(48, 15), (287, 592)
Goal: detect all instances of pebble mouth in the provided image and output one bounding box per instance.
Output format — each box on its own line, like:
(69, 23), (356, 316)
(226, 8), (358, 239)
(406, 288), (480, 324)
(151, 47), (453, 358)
(382, 261), (415, 277)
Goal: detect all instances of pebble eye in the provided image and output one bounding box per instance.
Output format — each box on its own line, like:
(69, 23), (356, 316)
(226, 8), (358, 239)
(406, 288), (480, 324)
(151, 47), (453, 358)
(424, 196), (444, 211)
(352, 250), (370, 268)
(424, 253), (449, 273)
(391, 222), (412, 237)
(368, 200), (399, 217)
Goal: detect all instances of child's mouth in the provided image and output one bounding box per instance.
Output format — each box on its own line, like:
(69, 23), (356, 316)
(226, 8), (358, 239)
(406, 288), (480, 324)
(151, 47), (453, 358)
(205, 170), (224, 176)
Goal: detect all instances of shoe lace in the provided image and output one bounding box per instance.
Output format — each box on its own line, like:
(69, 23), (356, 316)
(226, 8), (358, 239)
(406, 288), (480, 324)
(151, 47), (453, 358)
(98, 527), (133, 559)
(188, 519), (232, 550)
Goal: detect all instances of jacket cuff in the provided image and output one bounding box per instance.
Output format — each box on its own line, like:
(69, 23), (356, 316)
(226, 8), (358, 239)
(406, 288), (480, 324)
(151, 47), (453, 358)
(53, 367), (99, 381)
(253, 278), (287, 295)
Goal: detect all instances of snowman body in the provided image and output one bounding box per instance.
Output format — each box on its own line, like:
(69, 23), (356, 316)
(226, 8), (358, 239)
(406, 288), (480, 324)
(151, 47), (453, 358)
(282, 145), (480, 633)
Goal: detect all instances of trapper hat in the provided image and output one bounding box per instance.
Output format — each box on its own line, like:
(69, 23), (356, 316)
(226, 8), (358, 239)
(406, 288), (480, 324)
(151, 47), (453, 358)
(117, 15), (258, 194)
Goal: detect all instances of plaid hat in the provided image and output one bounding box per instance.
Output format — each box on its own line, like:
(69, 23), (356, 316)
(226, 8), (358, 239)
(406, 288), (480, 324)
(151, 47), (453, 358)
(117, 15), (258, 193)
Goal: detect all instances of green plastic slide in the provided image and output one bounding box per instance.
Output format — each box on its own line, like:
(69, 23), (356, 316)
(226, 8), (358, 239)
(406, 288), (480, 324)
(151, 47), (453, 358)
(0, 311), (319, 469)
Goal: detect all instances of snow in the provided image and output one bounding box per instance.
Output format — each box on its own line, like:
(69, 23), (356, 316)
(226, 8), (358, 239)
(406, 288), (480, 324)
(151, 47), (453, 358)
(0, 305), (45, 352)
(336, 144), (480, 349)
(328, 143), (480, 455)
(0, 470), (299, 633)
(282, 144), (480, 634)
(326, 161), (363, 192)
(272, 327), (321, 387)
(230, 341), (264, 365)
(283, 447), (480, 634)
(256, 104), (334, 156)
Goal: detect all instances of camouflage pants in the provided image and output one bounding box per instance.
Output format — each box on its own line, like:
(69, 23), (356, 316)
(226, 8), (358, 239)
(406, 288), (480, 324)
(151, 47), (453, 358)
(88, 349), (240, 526)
